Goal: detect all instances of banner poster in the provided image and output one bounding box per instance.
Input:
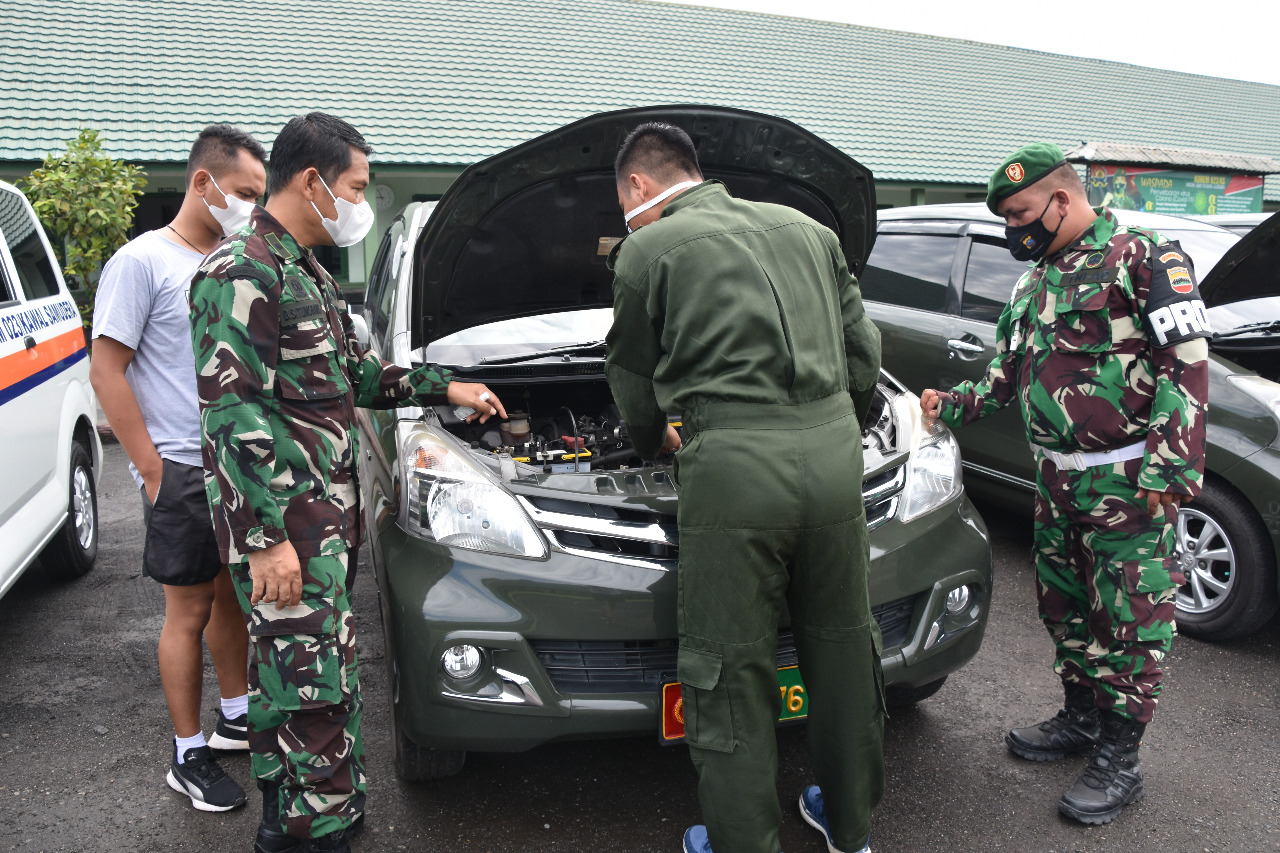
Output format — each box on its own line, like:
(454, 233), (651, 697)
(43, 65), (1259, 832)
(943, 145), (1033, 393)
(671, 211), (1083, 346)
(1085, 165), (1264, 214)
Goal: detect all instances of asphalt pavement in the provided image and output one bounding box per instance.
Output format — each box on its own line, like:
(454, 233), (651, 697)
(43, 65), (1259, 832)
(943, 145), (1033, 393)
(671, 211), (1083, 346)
(1, 440), (1277, 852)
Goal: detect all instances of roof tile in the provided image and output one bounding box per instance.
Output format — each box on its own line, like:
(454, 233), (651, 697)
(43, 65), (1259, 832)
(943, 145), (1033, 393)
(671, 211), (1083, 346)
(0, 0), (1276, 199)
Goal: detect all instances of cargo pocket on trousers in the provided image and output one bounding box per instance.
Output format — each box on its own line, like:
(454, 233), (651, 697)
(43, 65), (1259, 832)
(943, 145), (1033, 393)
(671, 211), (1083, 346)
(250, 597), (345, 712)
(1117, 560), (1179, 644)
(678, 647), (734, 753)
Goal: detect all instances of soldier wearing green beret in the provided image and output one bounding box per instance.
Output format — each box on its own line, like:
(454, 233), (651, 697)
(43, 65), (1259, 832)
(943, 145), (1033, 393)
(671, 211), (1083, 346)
(921, 143), (1210, 824)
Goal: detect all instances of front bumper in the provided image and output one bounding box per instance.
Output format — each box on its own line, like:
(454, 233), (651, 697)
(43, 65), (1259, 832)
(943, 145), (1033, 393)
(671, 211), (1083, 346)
(373, 493), (991, 753)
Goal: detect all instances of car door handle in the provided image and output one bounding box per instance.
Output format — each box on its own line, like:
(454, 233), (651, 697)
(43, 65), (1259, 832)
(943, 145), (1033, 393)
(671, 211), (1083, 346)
(947, 339), (984, 354)
(24, 335), (36, 350)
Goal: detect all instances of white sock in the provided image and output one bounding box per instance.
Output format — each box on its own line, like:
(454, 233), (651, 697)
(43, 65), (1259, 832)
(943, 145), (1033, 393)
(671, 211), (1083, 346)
(174, 732), (206, 763)
(220, 694), (248, 719)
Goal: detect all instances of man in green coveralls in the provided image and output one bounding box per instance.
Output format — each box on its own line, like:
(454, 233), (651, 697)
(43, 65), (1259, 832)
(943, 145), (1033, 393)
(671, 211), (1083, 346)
(922, 143), (1209, 825)
(189, 113), (505, 853)
(605, 122), (885, 853)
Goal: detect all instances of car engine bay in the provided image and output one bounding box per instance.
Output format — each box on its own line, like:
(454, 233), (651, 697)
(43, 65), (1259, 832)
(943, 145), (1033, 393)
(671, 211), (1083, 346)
(429, 377), (896, 473)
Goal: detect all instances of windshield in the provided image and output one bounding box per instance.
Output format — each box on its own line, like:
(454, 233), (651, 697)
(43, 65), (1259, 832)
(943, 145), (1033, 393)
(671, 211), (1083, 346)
(424, 308), (614, 366)
(1209, 297), (1280, 338)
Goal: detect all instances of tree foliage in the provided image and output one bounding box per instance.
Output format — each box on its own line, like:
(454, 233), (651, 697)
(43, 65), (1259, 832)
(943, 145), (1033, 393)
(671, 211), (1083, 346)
(20, 129), (147, 323)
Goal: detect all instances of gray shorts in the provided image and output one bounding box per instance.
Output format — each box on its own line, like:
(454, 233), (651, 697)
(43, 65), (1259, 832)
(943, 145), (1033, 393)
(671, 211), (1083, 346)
(140, 459), (221, 586)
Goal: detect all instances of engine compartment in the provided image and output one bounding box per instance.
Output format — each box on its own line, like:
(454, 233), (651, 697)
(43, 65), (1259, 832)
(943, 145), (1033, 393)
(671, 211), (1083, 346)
(429, 377), (895, 472)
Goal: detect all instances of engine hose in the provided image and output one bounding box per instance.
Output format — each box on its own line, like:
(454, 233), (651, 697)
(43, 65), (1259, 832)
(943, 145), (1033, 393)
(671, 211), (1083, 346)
(589, 446), (645, 468)
(560, 406), (581, 472)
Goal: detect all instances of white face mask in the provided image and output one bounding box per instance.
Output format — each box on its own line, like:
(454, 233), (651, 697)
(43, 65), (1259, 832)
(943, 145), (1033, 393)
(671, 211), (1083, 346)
(623, 180), (702, 232)
(311, 175), (376, 247)
(203, 174), (256, 236)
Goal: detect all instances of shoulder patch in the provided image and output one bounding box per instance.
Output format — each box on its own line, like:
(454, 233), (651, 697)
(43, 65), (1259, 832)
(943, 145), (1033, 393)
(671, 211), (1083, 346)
(1145, 240), (1211, 347)
(225, 263), (276, 288)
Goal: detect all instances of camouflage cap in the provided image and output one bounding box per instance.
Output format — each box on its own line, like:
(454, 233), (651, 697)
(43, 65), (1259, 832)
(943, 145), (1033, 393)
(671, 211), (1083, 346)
(986, 143), (1067, 214)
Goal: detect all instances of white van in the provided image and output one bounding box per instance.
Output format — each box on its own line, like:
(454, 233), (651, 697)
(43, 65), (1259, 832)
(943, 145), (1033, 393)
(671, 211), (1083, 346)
(0, 179), (101, 597)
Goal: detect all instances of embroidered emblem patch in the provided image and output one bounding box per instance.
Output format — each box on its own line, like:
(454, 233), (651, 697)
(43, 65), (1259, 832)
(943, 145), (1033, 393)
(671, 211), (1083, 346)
(1006, 163), (1025, 183)
(1160, 251), (1185, 264)
(1085, 252), (1105, 268)
(283, 274), (312, 299)
(1168, 266), (1194, 294)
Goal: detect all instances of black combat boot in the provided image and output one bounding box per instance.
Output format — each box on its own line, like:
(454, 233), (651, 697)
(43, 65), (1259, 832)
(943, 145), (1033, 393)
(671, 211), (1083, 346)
(1006, 682), (1101, 761)
(255, 781), (303, 853)
(1058, 712), (1145, 825)
(302, 831), (351, 853)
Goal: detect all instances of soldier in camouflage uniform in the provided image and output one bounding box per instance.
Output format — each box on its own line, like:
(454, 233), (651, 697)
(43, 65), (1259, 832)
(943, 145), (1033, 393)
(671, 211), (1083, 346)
(189, 113), (505, 853)
(921, 143), (1209, 825)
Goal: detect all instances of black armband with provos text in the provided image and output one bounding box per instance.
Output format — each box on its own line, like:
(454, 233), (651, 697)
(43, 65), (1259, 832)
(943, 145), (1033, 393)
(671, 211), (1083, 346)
(1145, 241), (1211, 347)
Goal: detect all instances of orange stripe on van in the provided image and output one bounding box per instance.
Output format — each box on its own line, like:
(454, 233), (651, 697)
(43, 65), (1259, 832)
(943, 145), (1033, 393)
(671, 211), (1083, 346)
(0, 327), (86, 391)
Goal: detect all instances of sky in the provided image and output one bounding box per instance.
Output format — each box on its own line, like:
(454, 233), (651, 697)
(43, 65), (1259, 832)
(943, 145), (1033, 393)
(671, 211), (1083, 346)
(661, 0), (1280, 86)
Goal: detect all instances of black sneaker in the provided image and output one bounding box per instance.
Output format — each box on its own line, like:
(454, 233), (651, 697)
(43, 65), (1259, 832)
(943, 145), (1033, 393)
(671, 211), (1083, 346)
(166, 745), (247, 812)
(208, 709), (249, 751)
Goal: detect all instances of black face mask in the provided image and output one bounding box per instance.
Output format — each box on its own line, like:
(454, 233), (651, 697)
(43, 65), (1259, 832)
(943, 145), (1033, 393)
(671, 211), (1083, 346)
(1005, 195), (1063, 262)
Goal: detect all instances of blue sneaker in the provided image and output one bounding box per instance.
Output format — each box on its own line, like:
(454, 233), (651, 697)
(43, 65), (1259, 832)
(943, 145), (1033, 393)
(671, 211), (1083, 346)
(682, 824), (783, 853)
(798, 786), (871, 853)
(682, 825), (712, 853)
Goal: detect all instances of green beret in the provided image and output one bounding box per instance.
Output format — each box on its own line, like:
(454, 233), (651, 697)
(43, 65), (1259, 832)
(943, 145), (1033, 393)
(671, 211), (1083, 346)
(986, 143), (1067, 214)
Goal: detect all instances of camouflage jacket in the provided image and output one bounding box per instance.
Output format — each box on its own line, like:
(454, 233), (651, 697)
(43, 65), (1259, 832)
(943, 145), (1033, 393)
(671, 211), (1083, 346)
(189, 207), (452, 563)
(939, 207), (1209, 497)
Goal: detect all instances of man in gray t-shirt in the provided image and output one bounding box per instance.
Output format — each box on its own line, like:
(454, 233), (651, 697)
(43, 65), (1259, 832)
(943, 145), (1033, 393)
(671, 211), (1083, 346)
(90, 125), (266, 815)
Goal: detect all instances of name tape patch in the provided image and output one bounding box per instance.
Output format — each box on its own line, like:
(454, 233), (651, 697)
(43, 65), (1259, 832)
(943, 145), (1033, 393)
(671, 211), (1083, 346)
(280, 299), (325, 325)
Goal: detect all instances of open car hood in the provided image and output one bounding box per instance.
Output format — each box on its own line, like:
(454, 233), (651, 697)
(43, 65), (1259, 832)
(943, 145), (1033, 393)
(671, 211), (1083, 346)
(1199, 208), (1280, 309)
(411, 105), (876, 346)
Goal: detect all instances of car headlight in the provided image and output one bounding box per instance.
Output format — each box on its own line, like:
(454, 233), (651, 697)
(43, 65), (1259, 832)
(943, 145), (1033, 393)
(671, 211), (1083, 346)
(1226, 374), (1280, 446)
(399, 423), (548, 558)
(893, 394), (963, 521)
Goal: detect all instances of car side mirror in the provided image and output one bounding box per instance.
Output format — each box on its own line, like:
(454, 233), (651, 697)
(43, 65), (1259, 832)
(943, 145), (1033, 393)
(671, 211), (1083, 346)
(349, 312), (372, 351)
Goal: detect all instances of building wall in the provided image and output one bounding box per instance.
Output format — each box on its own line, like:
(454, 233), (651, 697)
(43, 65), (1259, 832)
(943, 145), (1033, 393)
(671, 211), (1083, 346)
(3, 160), (1273, 291)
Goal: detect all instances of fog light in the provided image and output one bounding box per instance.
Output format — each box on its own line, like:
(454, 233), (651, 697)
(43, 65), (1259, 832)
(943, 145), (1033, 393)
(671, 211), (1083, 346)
(945, 585), (972, 616)
(441, 644), (482, 679)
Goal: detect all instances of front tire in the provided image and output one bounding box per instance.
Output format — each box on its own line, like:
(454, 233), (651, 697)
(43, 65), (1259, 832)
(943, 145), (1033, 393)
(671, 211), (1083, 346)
(1174, 478), (1278, 642)
(39, 442), (97, 579)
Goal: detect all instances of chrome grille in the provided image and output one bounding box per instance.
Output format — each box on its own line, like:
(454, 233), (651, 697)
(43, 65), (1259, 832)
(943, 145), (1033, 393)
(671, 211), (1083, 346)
(522, 463), (906, 567)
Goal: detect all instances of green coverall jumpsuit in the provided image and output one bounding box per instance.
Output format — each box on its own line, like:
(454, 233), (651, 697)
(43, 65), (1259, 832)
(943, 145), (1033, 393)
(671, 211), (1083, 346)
(606, 181), (885, 853)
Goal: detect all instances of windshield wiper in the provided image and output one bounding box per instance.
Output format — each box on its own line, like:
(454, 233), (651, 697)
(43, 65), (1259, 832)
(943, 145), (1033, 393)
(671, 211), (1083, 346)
(478, 340), (607, 365)
(1212, 320), (1280, 341)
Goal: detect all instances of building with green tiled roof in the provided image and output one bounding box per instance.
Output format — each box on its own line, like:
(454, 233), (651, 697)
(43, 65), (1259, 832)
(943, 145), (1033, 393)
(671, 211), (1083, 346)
(2, 0), (1277, 282)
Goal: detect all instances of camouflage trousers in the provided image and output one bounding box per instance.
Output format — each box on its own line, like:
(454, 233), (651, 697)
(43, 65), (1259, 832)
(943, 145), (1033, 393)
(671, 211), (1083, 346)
(1034, 456), (1184, 724)
(229, 550), (365, 838)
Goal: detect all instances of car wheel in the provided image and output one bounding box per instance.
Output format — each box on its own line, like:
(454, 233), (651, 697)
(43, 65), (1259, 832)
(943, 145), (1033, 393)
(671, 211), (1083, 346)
(885, 675), (947, 709)
(391, 708), (466, 781)
(1174, 478), (1279, 642)
(39, 442), (98, 579)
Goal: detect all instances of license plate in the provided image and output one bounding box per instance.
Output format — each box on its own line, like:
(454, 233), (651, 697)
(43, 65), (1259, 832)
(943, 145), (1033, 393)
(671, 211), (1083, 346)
(660, 665), (808, 743)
